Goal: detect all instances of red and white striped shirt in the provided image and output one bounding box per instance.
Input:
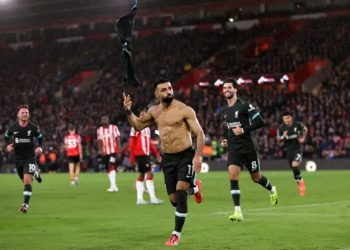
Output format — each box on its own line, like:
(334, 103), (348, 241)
(129, 127), (160, 163)
(130, 127), (151, 156)
(97, 124), (120, 155)
(64, 133), (81, 157)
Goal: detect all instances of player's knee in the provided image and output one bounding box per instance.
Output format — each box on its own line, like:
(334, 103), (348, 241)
(175, 190), (188, 213)
(251, 175), (261, 183)
(146, 171), (153, 178)
(292, 163), (300, 168)
(146, 174), (153, 180)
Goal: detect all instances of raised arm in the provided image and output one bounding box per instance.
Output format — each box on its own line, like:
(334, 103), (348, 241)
(123, 92), (153, 131)
(184, 107), (205, 173)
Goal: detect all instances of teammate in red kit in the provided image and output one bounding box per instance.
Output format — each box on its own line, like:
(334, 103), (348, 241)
(64, 124), (83, 186)
(97, 116), (121, 192)
(130, 110), (164, 205)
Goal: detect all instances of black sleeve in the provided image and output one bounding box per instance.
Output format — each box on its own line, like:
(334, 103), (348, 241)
(4, 127), (13, 145)
(298, 122), (308, 136)
(242, 102), (265, 133)
(222, 108), (228, 139)
(223, 124), (228, 139)
(277, 125), (284, 140)
(33, 124), (43, 147)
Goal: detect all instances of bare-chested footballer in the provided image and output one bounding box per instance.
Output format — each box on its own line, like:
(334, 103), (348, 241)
(123, 80), (205, 246)
(123, 80), (204, 172)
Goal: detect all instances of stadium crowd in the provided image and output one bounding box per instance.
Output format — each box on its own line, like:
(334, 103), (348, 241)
(0, 15), (349, 172)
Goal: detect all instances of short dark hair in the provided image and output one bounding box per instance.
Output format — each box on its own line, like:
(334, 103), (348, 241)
(281, 111), (292, 117)
(223, 78), (238, 89)
(68, 124), (76, 131)
(153, 79), (171, 91)
(17, 104), (29, 113)
(137, 108), (147, 114)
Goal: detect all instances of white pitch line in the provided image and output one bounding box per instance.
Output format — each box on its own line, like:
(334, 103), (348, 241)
(213, 200), (350, 215)
(243, 212), (350, 217)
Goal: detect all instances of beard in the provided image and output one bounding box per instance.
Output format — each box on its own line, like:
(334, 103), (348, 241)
(162, 96), (174, 104)
(20, 116), (29, 122)
(224, 92), (234, 99)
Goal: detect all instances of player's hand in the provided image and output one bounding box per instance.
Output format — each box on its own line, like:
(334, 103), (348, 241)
(6, 144), (14, 152)
(282, 131), (288, 139)
(298, 137), (305, 144)
(157, 155), (162, 163)
(221, 139), (228, 147)
(123, 92), (132, 112)
(35, 147), (43, 155)
(192, 155), (202, 173)
(232, 127), (244, 136)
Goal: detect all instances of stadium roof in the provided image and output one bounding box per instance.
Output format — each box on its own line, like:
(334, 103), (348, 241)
(0, 0), (306, 28)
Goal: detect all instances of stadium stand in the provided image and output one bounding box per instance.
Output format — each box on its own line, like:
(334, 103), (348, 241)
(0, 0), (349, 171)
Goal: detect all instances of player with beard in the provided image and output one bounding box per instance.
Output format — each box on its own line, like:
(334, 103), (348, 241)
(123, 79), (205, 246)
(220, 79), (278, 222)
(4, 104), (43, 214)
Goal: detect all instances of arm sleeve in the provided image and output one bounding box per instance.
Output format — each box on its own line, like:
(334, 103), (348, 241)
(129, 137), (136, 162)
(299, 122), (308, 136)
(242, 103), (264, 133)
(96, 128), (101, 140)
(34, 125), (43, 147)
(222, 109), (228, 139)
(150, 142), (160, 157)
(4, 129), (12, 144)
(277, 126), (284, 140)
(223, 125), (228, 139)
(114, 125), (121, 137)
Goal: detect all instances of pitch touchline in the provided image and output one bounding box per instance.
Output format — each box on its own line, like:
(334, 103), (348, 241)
(213, 200), (350, 215)
(243, 212), (350, 217)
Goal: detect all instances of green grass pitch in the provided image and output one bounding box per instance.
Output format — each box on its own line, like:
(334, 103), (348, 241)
(0, 170), (349, 250)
